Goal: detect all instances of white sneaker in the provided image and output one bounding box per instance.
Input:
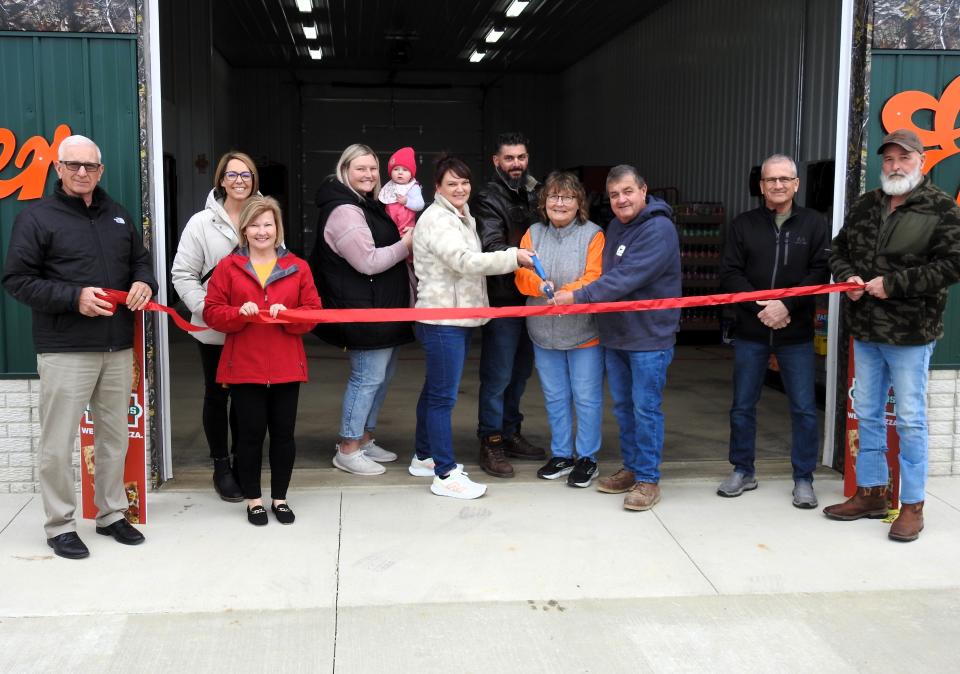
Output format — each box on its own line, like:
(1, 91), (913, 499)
(408, 455), (463, 477)
(359, 439), (397, 463)
(332, 445), (385, 475)
(430, 466), (486, 500)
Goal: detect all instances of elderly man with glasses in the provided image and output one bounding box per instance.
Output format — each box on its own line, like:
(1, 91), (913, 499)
(3, 134), (157, 559)
(717, 154), (830, 508)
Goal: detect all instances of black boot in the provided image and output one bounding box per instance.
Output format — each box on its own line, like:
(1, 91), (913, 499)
(213, 457), (244, 502)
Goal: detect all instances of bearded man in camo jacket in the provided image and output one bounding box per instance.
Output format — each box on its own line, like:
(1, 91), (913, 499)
(824, 129), (960, 542)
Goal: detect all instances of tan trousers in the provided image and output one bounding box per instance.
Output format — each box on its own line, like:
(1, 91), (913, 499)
(37, 350), (133, 537)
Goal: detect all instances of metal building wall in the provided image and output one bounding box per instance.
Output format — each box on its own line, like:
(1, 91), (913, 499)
(558, 0), (841, 220)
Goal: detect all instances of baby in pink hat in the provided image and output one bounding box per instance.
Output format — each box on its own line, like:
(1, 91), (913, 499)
(379, 146), (424, 234)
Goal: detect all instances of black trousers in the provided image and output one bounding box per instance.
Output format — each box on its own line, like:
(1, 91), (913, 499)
(197, 342), (238, 460)
(230, 382), (300, 500)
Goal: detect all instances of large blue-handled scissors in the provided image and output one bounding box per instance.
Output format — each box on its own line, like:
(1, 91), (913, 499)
(531, 254), (554, 299)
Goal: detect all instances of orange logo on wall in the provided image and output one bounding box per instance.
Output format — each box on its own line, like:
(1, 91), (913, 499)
(881, 75), (960, 204)
(0, 123), (71, 201)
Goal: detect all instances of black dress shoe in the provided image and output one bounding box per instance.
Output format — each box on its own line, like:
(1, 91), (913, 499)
(271, 502), (296, 525)
(96, 519), (146, 545)
(247, 504), (268, 526)
(47, 532), (90, 559)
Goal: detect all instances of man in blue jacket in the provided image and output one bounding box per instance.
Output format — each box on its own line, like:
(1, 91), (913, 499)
(718, 154), (830, 508)
(554, 164), (681, 511)
(3, 135), (157, 559)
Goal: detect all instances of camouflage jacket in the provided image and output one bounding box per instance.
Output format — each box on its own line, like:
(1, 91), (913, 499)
(830, 177), (960, 345)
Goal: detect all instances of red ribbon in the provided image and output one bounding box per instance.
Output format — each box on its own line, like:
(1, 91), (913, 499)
(104, 282), (860, 331)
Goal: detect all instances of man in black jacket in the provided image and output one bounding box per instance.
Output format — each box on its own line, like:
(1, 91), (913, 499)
(717, 154), (830, 508)
(473, 132), (544, 478)
(2, 135), (157, 559)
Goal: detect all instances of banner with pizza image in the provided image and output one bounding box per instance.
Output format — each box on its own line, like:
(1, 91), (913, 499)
(79, 313), (148, 523)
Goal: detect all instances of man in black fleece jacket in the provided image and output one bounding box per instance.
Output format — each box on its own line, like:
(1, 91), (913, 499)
(717, 154), (830, 508)
(3, 135), (156, 559)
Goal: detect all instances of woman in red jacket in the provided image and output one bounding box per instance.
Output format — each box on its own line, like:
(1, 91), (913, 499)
(203, 196), (321, 526)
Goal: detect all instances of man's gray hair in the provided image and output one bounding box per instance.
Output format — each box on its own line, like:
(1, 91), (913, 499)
(760, 154), (798, 177)
(58, 135), (102, 162)
(606, 164), (646, 189)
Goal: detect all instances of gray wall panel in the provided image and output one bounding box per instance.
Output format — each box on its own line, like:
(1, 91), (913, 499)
(559, 0), (841, 220)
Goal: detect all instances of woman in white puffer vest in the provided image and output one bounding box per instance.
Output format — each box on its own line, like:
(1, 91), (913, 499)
(171, 151), (259, 502)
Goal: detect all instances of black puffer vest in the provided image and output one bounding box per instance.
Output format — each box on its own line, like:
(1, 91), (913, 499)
(309, 177), (413, 349)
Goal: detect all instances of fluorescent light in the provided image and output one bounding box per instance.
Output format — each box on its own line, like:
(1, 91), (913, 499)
(469, 49), (486, 63)
(308, 46), (322, 60)
(505, 0), (530, 18)
(302, 23), (318, 40)
(295, 0), (311, 12)
(485, 27), (505, 43)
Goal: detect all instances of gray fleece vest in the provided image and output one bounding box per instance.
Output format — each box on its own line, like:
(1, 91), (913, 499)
(527, 220), (602, 350)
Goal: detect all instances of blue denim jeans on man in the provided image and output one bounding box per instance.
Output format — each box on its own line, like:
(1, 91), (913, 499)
(852, 339), (935, 505)
(729, 338), (819, 481)
(477, 317), (534, 438)
(605, 346), (673, 483)
(339, 347), (399, 440)
(533, 344), (603, 460)
(414, 323), (473, 476)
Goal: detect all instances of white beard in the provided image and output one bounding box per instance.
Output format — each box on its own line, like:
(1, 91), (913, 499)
(881, 165), (923, 196)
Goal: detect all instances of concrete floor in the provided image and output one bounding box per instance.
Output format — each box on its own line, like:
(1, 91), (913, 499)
(3, 476), (960, 672)
(167, 330), (814, 487)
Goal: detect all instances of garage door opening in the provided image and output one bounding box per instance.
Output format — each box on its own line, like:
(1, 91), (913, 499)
(157, 0), (844, 487)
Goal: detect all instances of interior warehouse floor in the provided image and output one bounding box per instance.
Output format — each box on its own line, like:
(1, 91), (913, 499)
(164, 329), (828, 489)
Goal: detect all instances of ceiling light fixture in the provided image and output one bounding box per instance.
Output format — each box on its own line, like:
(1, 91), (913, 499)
(308, 46), (323, 60)
(485, 27), (505, 43)
(469, 49), (486, 63)
(302, 23), (318, 40)
(295, 0), (312, 12)
(505, 0), (530, 18)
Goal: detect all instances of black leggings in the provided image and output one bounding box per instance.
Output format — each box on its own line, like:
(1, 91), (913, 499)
(230, 382), (300, 500)
(198, 342), (238, 460)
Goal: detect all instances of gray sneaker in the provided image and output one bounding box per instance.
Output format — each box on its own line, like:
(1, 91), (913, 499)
(792, 479), (818, 509)
(717, 471), (758, 497)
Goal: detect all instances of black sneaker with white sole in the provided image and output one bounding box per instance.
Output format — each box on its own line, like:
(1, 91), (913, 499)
(537, 456), (576, 480)
(567, 457), (598, 487)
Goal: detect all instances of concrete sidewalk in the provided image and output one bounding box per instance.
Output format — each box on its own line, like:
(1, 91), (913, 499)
(2, 474), (960, 673)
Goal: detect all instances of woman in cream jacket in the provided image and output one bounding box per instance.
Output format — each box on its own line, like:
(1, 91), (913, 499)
(411, 154), (534, 499)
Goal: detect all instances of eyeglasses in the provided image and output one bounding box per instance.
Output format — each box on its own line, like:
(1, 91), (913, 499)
(761, 176), (797, 185)
(224, 171), (253, 182)
(60, 161), (102, 173)
(546, 194), (577, 205)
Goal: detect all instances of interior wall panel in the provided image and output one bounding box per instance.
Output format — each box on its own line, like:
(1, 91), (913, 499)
(558, 0), (840, 221)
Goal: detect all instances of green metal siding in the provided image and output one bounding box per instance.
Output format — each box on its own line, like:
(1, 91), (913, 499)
(0, 32), (140, 376)
(869, 51), (960, 368)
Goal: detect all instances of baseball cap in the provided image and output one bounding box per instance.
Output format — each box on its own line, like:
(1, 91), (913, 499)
(877, 129), (924, 154)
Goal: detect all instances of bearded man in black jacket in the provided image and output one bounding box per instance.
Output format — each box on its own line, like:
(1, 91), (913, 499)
(3, 135), (156, 559)
(472, 131), (545, 478)
(717, 154), (830, 508)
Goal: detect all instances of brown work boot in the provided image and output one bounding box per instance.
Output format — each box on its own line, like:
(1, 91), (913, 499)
(504, 432), (546, 460)
(889, 501), (924, 542)
(822, 486), (889, 521)
(479, 434), (514, 478)
(597, 468), (636, 494)
(623, 481), (661, 511)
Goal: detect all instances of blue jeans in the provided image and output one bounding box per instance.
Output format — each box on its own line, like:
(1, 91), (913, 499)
(605, 346), (674, 483)
(534, 344), (604, 460)
(852, 339), (935, 504)
(414, 323), (473, 476)
(477, 317), (534, 438)
(339, 347), (399, 440)
(729, 339), (819, 481)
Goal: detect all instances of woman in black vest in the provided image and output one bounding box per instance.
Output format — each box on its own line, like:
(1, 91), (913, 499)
(310, 144), (414, 476)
